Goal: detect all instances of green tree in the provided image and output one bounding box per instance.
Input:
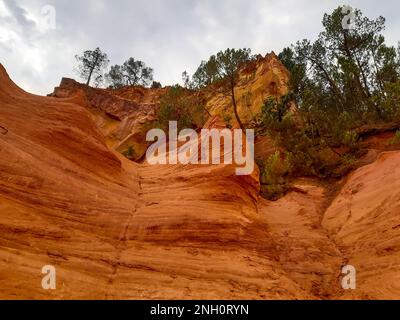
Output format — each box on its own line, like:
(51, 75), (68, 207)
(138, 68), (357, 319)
(192, 48), (253, 131)
(106, 65), (124, 89)
(151, 81), (162, 89)
(182, 71), (192, 89)
(278, 47), (307, 96)
(106, 58), (154, 88)
(157, 85), (207, 132)
(122, 58), (153, 86)
(75, 47), (109, 86)
(262, 93), (294, 126)
(192, 56), (219, 88)
(279, 5), (400, 130)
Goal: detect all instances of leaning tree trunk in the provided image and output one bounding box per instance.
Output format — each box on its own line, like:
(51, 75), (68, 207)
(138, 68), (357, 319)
(86, 75), (91, 86)
(86, 68), (94, 86)
(230, 82), (245, 133)
(86, 55), (100, 86)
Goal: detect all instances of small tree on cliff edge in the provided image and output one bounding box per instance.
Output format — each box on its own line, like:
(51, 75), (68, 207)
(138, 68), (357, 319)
(75, 47), (109, 86)
(106, 58), (154, 89)
(192, 48), (253, 132)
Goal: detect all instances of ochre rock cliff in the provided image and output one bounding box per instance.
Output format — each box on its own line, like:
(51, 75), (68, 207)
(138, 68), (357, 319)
(206, 52), (291, 124)
(1, 60), (400, 300)
(50, 52), (288, 162)
(0, 64), (307, 299)
(323, 151), (400, 299)
(51, 77), (167, 161)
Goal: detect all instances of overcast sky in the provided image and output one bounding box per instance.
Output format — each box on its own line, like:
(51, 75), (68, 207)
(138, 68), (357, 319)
(0, 0), (399, 95)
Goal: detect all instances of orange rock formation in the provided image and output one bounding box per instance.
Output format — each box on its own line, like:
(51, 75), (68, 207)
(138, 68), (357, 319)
(1, 55), (400, 300)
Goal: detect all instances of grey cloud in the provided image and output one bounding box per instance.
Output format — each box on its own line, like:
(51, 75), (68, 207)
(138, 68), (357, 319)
(3, 0), (35, 30)
(0, 0), (399, 95)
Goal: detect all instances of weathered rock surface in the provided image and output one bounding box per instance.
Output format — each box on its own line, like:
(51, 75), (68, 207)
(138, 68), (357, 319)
(51, 78), (166, 160)
(50, 52), (288, 162)
(258, 180), (344, 298)
(206, 52), (291, 123)
(323, 151), (400, 299)
(0, 64), (308, 299)
(2, 60), (400, 300)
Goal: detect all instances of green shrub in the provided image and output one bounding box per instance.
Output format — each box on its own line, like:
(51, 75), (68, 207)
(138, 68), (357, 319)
(122, 145), (135, 160)
(380, 82), (400, 121)
(223, 113), (233, 129)
(156, 85), (207, 132)
(389, 130), (400, 145)
(261, 94), (293, 131)
(342, 130), (360, 150)
(259, 151), (292, 200)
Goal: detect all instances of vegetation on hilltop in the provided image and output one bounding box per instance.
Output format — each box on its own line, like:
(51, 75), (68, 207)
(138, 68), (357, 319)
(106, 58), (154, 89)
(75, 49), (155, 89)
(73, 5), (400, 200)
(255, 6), (400, 199)
(75, 47), (109, 86)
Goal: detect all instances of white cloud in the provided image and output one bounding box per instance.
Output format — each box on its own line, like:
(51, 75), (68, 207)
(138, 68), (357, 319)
(0, 0), (10, 17)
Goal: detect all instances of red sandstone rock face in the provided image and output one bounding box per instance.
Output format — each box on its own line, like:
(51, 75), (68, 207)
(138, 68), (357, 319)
(50, 77), (167, 161)
(2, 62), (400, 300)
(50, 52), (290, 162)
(0, 65), (308, 299)
(323, 151), (400, 299)
(205, 52), (292, 124)
(258, 180), (344, 298)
